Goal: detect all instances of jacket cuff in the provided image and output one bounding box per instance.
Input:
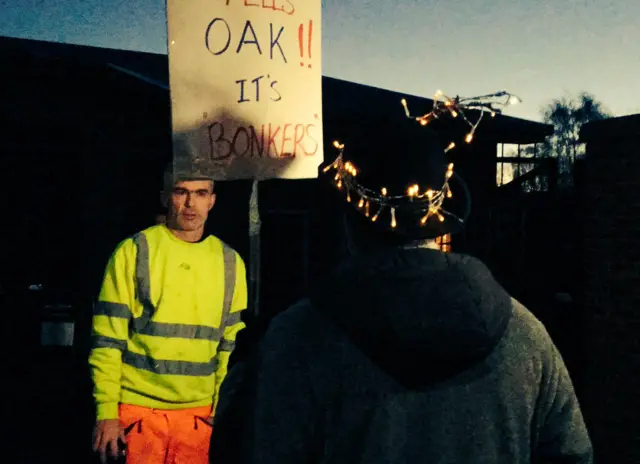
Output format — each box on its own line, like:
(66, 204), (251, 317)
(96, 403), (119, 420)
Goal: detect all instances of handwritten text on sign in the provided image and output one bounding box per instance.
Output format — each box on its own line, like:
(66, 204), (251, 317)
(167, 0), (323, 180)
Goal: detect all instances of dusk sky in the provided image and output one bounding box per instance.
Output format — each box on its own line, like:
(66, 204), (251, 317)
(1, 0), (638, 122)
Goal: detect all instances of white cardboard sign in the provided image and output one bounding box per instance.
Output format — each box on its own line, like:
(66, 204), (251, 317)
(167, 0), (323, 180)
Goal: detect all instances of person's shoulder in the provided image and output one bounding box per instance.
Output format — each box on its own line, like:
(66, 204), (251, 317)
(113, 225), (165, 251)
(263, 298), (323, 344)
(275, 298), (316, 323)
(510, 298), (551, 337)
(109, 229), (149, 258)
(113, 225), (166, 253)
(136, 224), (166, 240)
(503, 298), (556, 358)
(205, 234), (245, 260)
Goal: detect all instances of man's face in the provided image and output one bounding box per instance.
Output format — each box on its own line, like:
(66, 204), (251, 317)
(164, 180), (215, 232)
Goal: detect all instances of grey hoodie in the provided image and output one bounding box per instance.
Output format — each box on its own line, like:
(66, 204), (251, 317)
(215, 247), (593, 464)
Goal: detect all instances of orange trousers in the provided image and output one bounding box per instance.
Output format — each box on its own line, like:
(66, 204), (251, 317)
(119, 404), (213, 464)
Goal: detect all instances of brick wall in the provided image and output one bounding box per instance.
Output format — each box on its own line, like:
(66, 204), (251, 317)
(581, 115), (640, 464)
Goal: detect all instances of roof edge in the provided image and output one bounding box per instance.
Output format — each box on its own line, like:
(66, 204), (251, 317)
(580, 113), (640, 142)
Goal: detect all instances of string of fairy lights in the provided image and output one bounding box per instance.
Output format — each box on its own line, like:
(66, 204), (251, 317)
(323, 90), (522, 231)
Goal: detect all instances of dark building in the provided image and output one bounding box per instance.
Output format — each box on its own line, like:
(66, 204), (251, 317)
(0, 35), (554, 314)
(2, 35), (567, 462)
(580, 114), (640, 464)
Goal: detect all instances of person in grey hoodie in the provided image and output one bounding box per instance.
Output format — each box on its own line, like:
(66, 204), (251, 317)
(212, 114), (593, 464)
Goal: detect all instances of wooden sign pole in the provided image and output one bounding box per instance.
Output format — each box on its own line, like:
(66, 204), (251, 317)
(248, 179), (261, 317)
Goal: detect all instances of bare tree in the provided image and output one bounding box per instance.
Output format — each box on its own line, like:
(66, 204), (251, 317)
(537, 92), (610, 187)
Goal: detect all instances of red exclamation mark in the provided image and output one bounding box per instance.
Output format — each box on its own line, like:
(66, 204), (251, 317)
(298, 20), (313, 68)
(307, 20), (313, 68)
(298, 23), (304, 67)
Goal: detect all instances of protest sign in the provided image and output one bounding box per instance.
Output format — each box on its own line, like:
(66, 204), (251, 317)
(167, 0), (323, 180)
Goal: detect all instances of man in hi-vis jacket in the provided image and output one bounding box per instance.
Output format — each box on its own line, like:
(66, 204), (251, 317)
(89, 163), (247, 464)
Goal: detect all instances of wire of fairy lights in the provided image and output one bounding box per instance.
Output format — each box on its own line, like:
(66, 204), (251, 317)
(402, 89), (522, 144)
(323, 90), (521, 231)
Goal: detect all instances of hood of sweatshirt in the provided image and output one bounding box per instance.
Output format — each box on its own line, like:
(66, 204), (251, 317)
(310, 247), (513, 388)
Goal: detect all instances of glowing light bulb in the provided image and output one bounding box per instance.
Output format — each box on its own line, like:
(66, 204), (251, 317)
(426, 189), (434, 199)
(365, 201), (370, 217)
(390, 207), (397, 229)
(447, 190), (453, 198)
(401, 99), (410, 115)
(465, 133), (474, 143)
(381, 187), (388, 196)
(445, 142), (456, 153)
(347, 191), (352, 202)
(344, 162), (357, 176)
(372, 206), (382, 222)
(420, 119), (428, 126)
(358, 198), (365, 208)
(508, 95), (521, 105)
(438, 213), (445, 222)
(333, 140), (344, 149)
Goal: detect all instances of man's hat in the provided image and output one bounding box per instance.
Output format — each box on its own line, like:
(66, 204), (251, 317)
(163, 160), (215, 188)
(321, 118), (471, 240)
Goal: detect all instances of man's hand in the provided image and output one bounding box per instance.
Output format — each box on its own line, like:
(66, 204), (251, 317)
(92, 419), (126, 464)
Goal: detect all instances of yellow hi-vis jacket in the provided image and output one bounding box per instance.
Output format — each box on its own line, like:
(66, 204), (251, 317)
(89, 224), (247, 420)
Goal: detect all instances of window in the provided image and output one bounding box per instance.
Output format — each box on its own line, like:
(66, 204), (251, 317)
(496, 143), (539, 187)
(436, 234), (452, 253)
(496, 143), (517, 186)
